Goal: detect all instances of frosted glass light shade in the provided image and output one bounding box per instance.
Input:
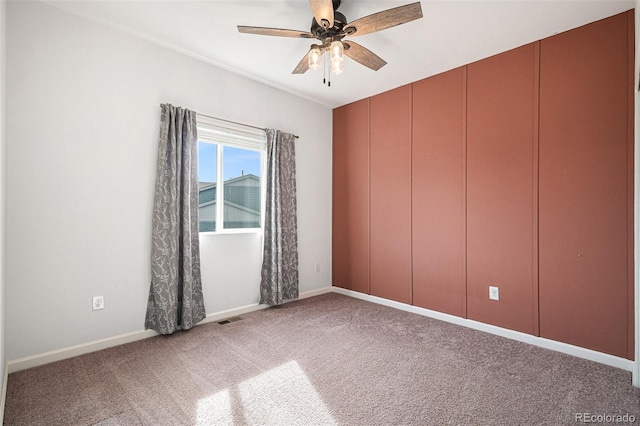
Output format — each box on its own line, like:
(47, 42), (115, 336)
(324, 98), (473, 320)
(308, 47), (322, 71)
(331, 59), (343, 75)
(330, 41), (344, 63)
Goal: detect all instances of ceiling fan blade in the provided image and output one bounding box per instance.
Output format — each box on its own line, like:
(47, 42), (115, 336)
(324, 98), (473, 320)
(292, 51), (311, 74)
(238, 26), (315, 39)
(309, 0), (334, 29)
(343, 2), (423, 37)
(343, 41), (387, 71)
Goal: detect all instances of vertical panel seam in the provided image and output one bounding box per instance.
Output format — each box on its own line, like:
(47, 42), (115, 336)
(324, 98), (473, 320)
(367, 97), (371, 296)
(533, 41), (541, 337)
(409, 85), (414, 306)
(462, 66), (468, 320)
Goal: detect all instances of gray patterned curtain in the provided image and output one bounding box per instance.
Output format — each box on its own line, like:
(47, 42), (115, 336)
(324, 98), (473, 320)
(145, 104), (206, 334)
(260, 129), (299, 306)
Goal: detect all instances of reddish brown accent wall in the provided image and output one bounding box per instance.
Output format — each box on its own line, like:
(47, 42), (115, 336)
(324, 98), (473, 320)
(332, 99), (370, 294)
(538, 12), (631, 358)
(466, 44), (536, 334)
(331, 11), (633, 359)
(370, 85), (413, 304)
(412, 67), (466, 317)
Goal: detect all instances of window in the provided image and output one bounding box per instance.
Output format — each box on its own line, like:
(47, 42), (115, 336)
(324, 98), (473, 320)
(197, 115), (266, 233)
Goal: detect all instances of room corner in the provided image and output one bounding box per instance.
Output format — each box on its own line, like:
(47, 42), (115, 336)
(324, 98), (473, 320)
(0, 0), (8, 420)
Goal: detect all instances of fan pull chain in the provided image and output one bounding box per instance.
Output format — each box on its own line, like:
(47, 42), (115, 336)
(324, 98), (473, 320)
(326, 50), (331, 87)
(323, 50), (327, 85)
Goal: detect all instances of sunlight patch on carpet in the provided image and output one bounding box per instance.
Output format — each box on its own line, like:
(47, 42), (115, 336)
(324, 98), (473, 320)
(238, 360), (336, 425)
(196, 389), (232, 425)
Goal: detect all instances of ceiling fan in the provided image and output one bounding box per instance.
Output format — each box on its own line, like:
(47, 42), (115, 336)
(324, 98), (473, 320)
(238, 0), (423, 76)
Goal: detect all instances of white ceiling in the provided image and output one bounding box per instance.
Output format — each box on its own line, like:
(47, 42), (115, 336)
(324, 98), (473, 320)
(43, 0), (634, 109)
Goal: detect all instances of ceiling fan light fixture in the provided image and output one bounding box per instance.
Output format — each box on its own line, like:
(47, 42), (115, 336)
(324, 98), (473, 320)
(331, 58), (344, 75)
(308, 46), (322, 70)
(330, 40), (344, 63)
(238, 1), (424, 78)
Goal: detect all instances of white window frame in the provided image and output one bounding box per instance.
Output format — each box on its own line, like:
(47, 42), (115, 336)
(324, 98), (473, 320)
(197, 115), (267, 234)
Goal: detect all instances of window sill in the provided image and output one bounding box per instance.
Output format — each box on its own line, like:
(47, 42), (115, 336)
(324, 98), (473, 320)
(199, 228), (262, 236)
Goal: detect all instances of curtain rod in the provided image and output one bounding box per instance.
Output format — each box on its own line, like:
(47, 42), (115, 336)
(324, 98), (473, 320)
(190, 109), (299, 139)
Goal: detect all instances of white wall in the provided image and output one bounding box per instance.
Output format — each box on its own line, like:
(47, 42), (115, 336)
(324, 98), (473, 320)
(0, 0), (7, 395)
(635, 89), (639, 387)
(634, 0), (639, 388)
(5, 1), (332, 361)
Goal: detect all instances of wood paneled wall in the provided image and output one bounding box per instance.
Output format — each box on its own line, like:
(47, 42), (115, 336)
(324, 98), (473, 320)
(412, 67), (466, 317)
(332, 99), (370, 295)
(538, 11), (633, 358)
(370, 85), (413, 304)
(332, 11), (634, 359)
(466, 43), (537, 335)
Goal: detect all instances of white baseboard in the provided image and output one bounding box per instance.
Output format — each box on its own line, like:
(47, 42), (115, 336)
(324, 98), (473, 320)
(12, 284), (625, 377)
(331, 286), (634, 372)
(7, 286), (333, 374)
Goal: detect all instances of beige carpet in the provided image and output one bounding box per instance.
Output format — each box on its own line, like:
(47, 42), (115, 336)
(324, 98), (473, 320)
(4, 293), (640, 425)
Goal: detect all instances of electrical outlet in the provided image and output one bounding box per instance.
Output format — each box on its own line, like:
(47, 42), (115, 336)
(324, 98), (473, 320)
(314, 263), (320, 273)
(489, 286), (500, 301)
(92, 296), (104, 311)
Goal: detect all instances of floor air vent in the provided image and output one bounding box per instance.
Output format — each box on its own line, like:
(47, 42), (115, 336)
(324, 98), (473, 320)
(217, 316), (242, 325)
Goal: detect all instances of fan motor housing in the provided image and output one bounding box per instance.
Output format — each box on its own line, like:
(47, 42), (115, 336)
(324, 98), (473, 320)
(311, 11), (347, 40)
